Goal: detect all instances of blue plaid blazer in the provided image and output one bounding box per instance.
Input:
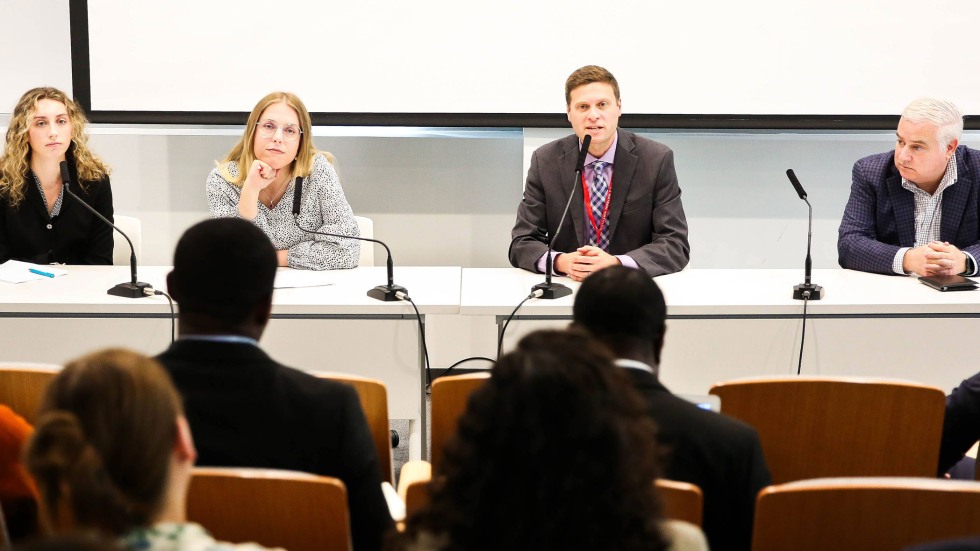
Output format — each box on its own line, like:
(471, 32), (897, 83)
(838, 146), (980, 274)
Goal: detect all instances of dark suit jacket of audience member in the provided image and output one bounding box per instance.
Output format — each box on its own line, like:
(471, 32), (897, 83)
(623, 367), (771, 551)
(937, 370), (980, 475)
(157, 339), (393, 551)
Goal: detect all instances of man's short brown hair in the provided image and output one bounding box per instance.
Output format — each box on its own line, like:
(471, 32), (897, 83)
(565, 65), (620, 106)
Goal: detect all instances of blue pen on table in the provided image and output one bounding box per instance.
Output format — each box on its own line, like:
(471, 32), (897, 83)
(29, 268), (55, 278)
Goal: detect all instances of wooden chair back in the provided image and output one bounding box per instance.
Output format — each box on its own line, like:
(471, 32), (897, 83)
(710, 377), (945, 484)
(752, 477), (980, 551)
(397, 460), (432, 520)
(430, 372), (490, 472)
(187, 467), (350, 551)
(656, 479), (703, 527)
(400, 466), (703, 528)
(316, 372), (393, 483)
(0, 364), (60, 424)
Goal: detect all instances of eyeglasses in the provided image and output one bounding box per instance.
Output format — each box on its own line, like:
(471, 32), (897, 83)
(256, 120), (303, 142)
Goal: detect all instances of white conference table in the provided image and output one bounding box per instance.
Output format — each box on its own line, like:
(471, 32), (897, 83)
(0, 265), (461, 459)
(8, 264), (980, 454)
(460, 268), (980, 395)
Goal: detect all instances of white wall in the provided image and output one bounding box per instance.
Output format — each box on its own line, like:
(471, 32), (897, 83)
(84, 126), (980, 271)
(0, 0), (72, 116)
(83, 0), (980, 117)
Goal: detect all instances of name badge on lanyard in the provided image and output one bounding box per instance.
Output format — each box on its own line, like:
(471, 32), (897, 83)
(581, 172), (613, 243)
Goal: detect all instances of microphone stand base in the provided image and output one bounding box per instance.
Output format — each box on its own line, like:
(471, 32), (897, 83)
(793, 283), (823, 300)
(531, 281), (573, 300)
(108, 281), (153, 299)
(368, 284), (408, 302)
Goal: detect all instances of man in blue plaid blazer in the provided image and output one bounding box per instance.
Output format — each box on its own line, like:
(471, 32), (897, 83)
(838, 98), (980, 277)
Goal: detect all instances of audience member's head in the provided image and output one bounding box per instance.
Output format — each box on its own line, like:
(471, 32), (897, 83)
(166, 218), (277, 337)
(399, 329), (668, 551)
(573, 265), (667, 365)
(24, 349), (195, 536)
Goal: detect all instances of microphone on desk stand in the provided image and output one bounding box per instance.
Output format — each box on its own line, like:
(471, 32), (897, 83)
(60, 161), (153, 298)
(786, 168), (822, 377)
(786, 169), (823, 301)
(531, 134), (591, 299)
(290, 176), (408, 302)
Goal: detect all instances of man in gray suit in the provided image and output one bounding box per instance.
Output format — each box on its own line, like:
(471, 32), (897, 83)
(509, 65), (689, 280)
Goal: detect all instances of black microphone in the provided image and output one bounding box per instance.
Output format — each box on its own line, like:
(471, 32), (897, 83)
(531, 134), (591, 299)
(60, 161), (152, 298)
(575, 133), (590, 172)
(787, 168), (807, 200)
(291, 176), (407, 302)
(292, 174), (304, 216)
(786, 169), (822, 301)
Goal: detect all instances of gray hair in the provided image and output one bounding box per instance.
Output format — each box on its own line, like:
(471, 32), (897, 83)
(901, 98), (964, 149)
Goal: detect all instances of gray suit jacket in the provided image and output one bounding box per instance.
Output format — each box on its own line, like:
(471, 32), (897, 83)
(509, 130), (689, 276)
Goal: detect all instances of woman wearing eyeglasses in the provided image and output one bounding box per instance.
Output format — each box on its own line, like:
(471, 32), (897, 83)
(206, 92), (359, 270)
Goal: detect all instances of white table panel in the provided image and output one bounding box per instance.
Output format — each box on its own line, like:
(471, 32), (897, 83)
(0, 265), (462, 459)
(462, 268), (980, 396)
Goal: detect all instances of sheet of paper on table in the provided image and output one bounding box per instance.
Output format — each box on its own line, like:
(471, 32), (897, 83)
(274, 269), (335, 289)
(0, 260), (69, 284)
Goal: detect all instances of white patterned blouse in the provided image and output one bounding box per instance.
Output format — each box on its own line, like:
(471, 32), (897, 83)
(206, 154), (359, 270)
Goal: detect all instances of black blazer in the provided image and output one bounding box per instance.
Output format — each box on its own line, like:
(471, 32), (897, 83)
(0, 159), (113, 265)
(157, 340), (394, 551)
(624, 367), (771, 551)
(937, 370), (980, 475)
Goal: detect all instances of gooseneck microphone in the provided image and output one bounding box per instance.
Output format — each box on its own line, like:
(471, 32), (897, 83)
(531, 134), (592, 299)
(291, 176), (408, 301)
(60, 161), (152, 298)
(786, 169), (823, 301)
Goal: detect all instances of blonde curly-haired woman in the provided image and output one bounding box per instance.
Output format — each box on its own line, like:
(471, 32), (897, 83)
(0, 87), (113, 264)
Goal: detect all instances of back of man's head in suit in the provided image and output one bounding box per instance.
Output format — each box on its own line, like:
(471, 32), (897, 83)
(572, 266), (667, 365)
(167, 218), (277, 336)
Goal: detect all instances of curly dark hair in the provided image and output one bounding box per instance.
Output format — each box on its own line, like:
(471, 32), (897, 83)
(397, 329), (668, 551)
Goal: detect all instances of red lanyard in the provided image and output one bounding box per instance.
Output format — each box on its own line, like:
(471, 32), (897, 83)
(581, 170), (613, 240)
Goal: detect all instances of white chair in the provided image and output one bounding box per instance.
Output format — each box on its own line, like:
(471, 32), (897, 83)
(354, 216), (374, 267)
(112, 215), (142, 266)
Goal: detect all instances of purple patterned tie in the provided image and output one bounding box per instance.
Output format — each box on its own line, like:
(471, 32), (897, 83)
(590, 161), (610, 249)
